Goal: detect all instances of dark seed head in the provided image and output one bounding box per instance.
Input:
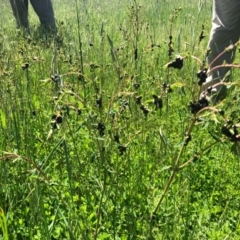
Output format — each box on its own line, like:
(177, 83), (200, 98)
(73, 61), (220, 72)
(184, 133), (192, 146)
(207, 86), (212, 93)
(218, 109), (225, 116)
(51, 74), (60, 82)
(96, 97), (103, 108)
(233, 125), (238, 136)
(118, 145), (127, 155)
(193, 156), (198, 163)
(140, 105), (149, 116)
(162, 83), (167, 90)
(166, 84), (173, 93)
(152, 95), (163, 110)
(97, 122), (105, 136)
(221, 124), (233, 138)
(52, 114), (57, 120)
(133, 83), (140, 89)
(114, 134), (120, 143)
(197, 68), (208, 85)
(135, 96), (142, 105)
(227, 119), (233, 125)
(199, 97), (209, 107)
(56, 115), (63, 124)
(167, 57), (183, 70)
(22, 62), (29, 70)
(77, 108), (82, 115)
(51, 122), (57, 129)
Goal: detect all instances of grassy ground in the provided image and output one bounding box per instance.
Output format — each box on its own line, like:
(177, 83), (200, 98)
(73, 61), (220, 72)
(1, 0), (240, 239)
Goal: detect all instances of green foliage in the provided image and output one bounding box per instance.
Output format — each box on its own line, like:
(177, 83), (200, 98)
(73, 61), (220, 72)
(0, 208), (8, 240)
(0, 0), (240, 239)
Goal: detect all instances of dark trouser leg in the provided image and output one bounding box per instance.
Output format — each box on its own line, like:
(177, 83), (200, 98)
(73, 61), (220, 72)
(200, 0), (240, 103)
(30, 0), (56, 32)
(9, 0), (29, 29)
(207, 0), (240, 80)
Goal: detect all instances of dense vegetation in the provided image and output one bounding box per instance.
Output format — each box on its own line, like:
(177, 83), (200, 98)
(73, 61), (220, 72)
(1, 0), (240, 239)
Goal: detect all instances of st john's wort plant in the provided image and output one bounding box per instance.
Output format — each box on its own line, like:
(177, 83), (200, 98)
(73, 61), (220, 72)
(148, 34), (240, 238)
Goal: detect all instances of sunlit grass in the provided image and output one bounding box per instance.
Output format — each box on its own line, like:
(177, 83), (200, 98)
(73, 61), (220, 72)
(0, 0), (240, 239)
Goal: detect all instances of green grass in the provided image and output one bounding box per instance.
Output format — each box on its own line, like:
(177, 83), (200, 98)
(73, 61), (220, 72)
(0, 0), (240, 239)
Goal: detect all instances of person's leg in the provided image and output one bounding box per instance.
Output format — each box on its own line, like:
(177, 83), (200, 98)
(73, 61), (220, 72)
(201, 0), (240, 102)
(30, 0), (56, 32)
(9, 0), (29, 29)
(208, 0), (240, 78)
